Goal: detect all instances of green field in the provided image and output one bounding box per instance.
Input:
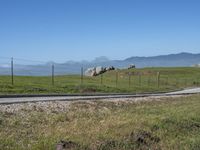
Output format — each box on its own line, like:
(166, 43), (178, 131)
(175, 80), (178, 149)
(0, 67), (200, 94)
(0, 94), (200, 149)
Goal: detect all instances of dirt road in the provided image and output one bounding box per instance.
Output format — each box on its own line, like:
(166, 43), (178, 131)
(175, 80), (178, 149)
(0, 87), (200, 104)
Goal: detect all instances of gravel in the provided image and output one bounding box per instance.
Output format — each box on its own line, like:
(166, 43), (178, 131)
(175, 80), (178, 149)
(0, 95), (185, 114)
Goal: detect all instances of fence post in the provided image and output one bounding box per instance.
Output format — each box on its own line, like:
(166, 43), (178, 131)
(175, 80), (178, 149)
(128, 72), (131, 88)
(157, 72), (160, 88)
(185, 79), (187, 87)
(166, 77), (168, 86)
(11, 57), (14, 85)
(116, 71), (118, 87)
(196, 78), (199, 86)
(52, 64), (54, 86)
(101, 73), (103, 85)
(175, 78), (178, 86)
(81, 67), (83, 85)
(138, 73), (141, 86)
(148, 76), (150, 86)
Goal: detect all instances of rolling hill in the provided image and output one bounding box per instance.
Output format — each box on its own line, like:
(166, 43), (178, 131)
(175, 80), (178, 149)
(0, 52), (200, 76)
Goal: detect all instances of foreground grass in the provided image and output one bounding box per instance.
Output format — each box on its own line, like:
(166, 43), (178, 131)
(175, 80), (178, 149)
(0, 67), (200, 94)
(0, 95), (200, 149)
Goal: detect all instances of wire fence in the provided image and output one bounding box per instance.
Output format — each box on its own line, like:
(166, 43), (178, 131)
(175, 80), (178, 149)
(0, 57), (200, 93)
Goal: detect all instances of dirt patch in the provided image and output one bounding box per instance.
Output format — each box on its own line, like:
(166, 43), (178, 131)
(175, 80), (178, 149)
(130, 130), (160, 145)
(56, 140), (79, 150)
(79, 87), (97, 93)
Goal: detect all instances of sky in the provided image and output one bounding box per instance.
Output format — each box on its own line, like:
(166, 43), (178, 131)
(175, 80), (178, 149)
(0, 0), (200, 62)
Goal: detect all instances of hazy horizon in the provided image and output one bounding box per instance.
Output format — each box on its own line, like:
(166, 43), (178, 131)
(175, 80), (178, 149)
(0, 52), (199, 66)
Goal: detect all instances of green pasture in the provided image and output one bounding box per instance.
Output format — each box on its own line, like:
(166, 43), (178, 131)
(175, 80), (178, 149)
(0, 67), (200, 94)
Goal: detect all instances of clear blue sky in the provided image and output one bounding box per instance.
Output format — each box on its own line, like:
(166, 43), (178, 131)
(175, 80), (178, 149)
(0, 0), (200, 62)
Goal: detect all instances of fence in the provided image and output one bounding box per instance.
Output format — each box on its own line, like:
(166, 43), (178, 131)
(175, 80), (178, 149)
(0, 57), (200, 94)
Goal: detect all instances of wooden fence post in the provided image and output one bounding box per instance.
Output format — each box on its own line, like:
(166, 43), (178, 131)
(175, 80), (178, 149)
(11, 57), (14, 85)
(185, 79), (187, 87)
(101, 73), (103, 85)
(157, 72), (160, 88)
(128, 72), (131, 88)
(81, 67), (83, 85)
(52, 64), (54, 86)
(139, 73), (141, 86)
(148, 76), (150, 86)
(116, 71), (118, 87)
(166, 77), (168, 86)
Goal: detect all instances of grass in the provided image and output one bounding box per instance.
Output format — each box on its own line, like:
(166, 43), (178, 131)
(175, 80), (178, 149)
(0, 67), (200, 95)
(0, 94), (200, 149)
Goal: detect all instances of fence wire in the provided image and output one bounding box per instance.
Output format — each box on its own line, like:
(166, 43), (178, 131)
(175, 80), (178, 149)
(0, 57), (200, 94)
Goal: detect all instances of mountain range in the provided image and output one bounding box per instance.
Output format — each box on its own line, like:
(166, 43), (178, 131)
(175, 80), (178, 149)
(0, 52), (200, 76)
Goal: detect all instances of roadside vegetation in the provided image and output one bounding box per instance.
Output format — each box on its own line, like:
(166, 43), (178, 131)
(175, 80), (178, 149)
(0, 94), (200, 149)
(0, 67), (200, 95)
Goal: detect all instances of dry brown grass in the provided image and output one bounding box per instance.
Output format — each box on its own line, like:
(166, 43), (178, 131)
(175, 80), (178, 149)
(0, 95), (200, 149)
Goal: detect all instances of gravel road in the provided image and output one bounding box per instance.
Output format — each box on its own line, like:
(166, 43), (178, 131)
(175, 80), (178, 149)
(0, 87), (200, 104)
(167, 87), (200, 94)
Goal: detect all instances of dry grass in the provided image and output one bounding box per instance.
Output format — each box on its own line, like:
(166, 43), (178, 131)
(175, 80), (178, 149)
(0, 94), (200, 149)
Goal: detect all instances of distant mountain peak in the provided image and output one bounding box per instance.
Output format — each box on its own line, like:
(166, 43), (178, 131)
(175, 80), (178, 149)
(1, 52), (200, 76)
(92, 56), (110, 62)
(125, 52), (200, 61)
